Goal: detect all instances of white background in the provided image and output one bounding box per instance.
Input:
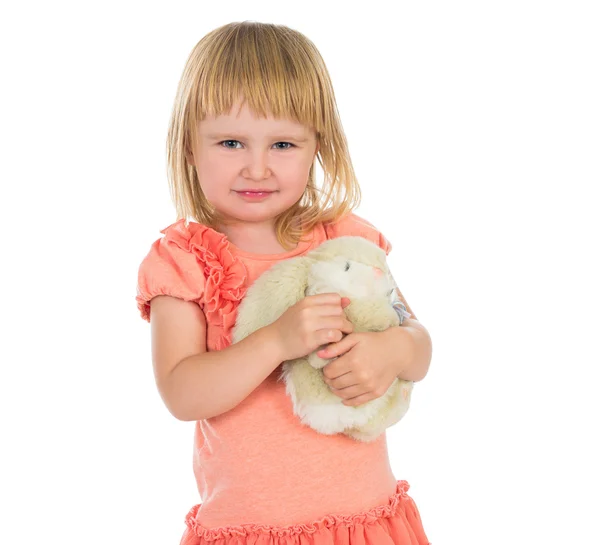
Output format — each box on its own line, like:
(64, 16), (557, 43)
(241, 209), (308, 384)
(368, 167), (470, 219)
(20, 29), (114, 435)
(1, 1), (598, 544)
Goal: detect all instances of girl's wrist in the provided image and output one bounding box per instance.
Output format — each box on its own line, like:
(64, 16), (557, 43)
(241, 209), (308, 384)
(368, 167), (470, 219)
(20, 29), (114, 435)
(261, 324), (287, 364)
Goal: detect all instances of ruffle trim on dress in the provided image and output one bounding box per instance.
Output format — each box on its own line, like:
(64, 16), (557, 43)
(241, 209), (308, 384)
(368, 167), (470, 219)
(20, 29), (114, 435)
(160, 219), (248, 350)
(184, 480), (416, 541)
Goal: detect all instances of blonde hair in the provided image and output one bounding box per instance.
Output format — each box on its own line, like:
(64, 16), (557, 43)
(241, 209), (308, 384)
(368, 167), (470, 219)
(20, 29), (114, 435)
(166, 21), (362, 250)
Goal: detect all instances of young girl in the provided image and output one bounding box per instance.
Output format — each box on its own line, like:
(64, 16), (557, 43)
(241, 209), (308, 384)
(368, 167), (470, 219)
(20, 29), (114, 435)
(136, 21), (432, 545)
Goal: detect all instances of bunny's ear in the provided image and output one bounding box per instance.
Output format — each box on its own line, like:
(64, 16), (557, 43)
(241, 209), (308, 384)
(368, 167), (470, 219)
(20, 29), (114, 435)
(231, 255), (314, 344)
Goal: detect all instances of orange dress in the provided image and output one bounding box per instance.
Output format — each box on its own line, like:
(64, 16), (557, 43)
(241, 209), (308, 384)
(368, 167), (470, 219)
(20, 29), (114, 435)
(136, 212), (431, 545)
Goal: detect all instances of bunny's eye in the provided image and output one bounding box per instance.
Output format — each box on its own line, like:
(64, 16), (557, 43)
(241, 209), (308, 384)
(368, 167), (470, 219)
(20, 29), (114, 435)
(344, 261), (351, 271)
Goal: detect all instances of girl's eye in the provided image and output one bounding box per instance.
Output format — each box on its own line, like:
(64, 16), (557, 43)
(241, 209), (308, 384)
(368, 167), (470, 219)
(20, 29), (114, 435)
(221, 140), (242, 149)
(219, 140), (295, 150)
(274, 142), (294, 150)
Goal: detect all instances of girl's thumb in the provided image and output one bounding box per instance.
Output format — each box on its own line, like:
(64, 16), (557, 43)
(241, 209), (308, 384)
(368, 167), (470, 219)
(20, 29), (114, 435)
(341, 297), (351, 308)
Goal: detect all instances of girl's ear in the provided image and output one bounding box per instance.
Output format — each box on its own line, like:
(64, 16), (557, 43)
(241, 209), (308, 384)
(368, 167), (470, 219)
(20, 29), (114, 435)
(186, 150), (196, 166)
(185, 139), (196, 166)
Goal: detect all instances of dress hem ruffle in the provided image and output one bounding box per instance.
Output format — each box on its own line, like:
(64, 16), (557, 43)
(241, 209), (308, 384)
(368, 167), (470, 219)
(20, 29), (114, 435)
(182, 479), (430, 543)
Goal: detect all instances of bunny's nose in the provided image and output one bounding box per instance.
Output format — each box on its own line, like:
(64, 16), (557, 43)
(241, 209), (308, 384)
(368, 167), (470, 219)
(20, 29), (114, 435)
(372, 266), (384, 277)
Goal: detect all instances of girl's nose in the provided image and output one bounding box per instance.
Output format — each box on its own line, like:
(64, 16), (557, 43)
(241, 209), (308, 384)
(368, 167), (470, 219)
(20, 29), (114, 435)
(244, 151), (272, 180)
(372, 266), (383, 277)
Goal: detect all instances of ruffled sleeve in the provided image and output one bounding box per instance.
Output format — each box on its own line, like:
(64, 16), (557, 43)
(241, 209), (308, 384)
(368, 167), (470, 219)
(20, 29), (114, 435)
(135, 220), (206, 322)
(323, 212), (393, 255)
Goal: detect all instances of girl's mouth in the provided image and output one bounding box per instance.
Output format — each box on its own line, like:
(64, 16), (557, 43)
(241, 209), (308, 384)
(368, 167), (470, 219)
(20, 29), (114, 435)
(235, 190), (275, 199)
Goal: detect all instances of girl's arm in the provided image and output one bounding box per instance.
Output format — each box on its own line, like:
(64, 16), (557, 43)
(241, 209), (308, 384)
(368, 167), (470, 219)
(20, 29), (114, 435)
(386, 287), (432, 382)
(149, 295), (284, 421)
(389, 286), (432, 382)
(383, 318), (432, 382)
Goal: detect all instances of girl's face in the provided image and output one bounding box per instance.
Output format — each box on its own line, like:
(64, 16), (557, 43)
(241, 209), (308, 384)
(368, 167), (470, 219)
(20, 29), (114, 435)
(189, 99), (319, 227)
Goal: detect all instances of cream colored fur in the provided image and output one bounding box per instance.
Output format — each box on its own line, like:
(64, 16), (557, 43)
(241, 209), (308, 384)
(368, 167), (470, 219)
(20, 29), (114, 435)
(231, 236), (413, 442)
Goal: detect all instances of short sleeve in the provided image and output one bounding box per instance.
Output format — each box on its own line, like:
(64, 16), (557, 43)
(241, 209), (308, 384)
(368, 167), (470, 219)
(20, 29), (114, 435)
(323, 212), (392, 255)
(135, 222), (206, 322)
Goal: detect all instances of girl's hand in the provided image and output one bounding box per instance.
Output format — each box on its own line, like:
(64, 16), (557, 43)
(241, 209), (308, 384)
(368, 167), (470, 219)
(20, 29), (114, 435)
(268, 294), (353, 361)
(318, 331), (401, 407)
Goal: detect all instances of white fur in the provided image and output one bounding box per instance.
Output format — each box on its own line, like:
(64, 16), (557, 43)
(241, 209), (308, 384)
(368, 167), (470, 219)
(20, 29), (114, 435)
(231, 236), (414, 442)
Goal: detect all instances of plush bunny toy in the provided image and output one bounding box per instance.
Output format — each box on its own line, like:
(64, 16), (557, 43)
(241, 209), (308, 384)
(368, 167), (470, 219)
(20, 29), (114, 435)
(231, 235), (414, 442)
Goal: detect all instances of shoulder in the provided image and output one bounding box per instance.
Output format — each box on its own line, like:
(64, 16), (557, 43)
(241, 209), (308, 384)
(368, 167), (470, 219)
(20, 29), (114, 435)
(135, 219), (208, 322)
(153, 218), (225, 253)
(323, 212), (392, 255)
(135, 219), (247, 323)
(137, 219), (210, 282)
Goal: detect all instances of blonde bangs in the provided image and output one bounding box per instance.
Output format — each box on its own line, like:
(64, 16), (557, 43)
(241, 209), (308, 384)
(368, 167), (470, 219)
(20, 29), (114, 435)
(167, 21), (361, 250)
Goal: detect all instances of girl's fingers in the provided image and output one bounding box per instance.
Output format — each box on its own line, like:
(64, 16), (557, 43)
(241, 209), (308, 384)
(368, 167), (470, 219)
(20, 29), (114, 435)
(314, 305), (350, 317)
(341, 319), (354, 334)
(320, 328), (343, 344)
(342, 394), (373, 406)
(318, 317), (353, 333)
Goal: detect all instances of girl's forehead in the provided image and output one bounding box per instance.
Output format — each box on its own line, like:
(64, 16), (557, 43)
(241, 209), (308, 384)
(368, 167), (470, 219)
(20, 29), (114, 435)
(202, 103), (296, 124)
(204, 95), (307, 122)
(199, 105), (314, 137)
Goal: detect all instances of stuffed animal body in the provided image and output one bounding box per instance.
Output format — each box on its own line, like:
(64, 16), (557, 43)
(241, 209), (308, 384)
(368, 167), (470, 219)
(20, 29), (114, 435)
(231, 235), (414, 442)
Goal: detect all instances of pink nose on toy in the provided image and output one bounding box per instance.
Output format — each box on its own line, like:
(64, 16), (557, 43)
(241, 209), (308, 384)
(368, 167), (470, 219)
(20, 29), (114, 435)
(372, 266), (383, 277)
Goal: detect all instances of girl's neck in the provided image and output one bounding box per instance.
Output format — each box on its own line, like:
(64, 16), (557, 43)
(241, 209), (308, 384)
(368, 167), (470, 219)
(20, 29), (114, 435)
(217, 220), (296, 255)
